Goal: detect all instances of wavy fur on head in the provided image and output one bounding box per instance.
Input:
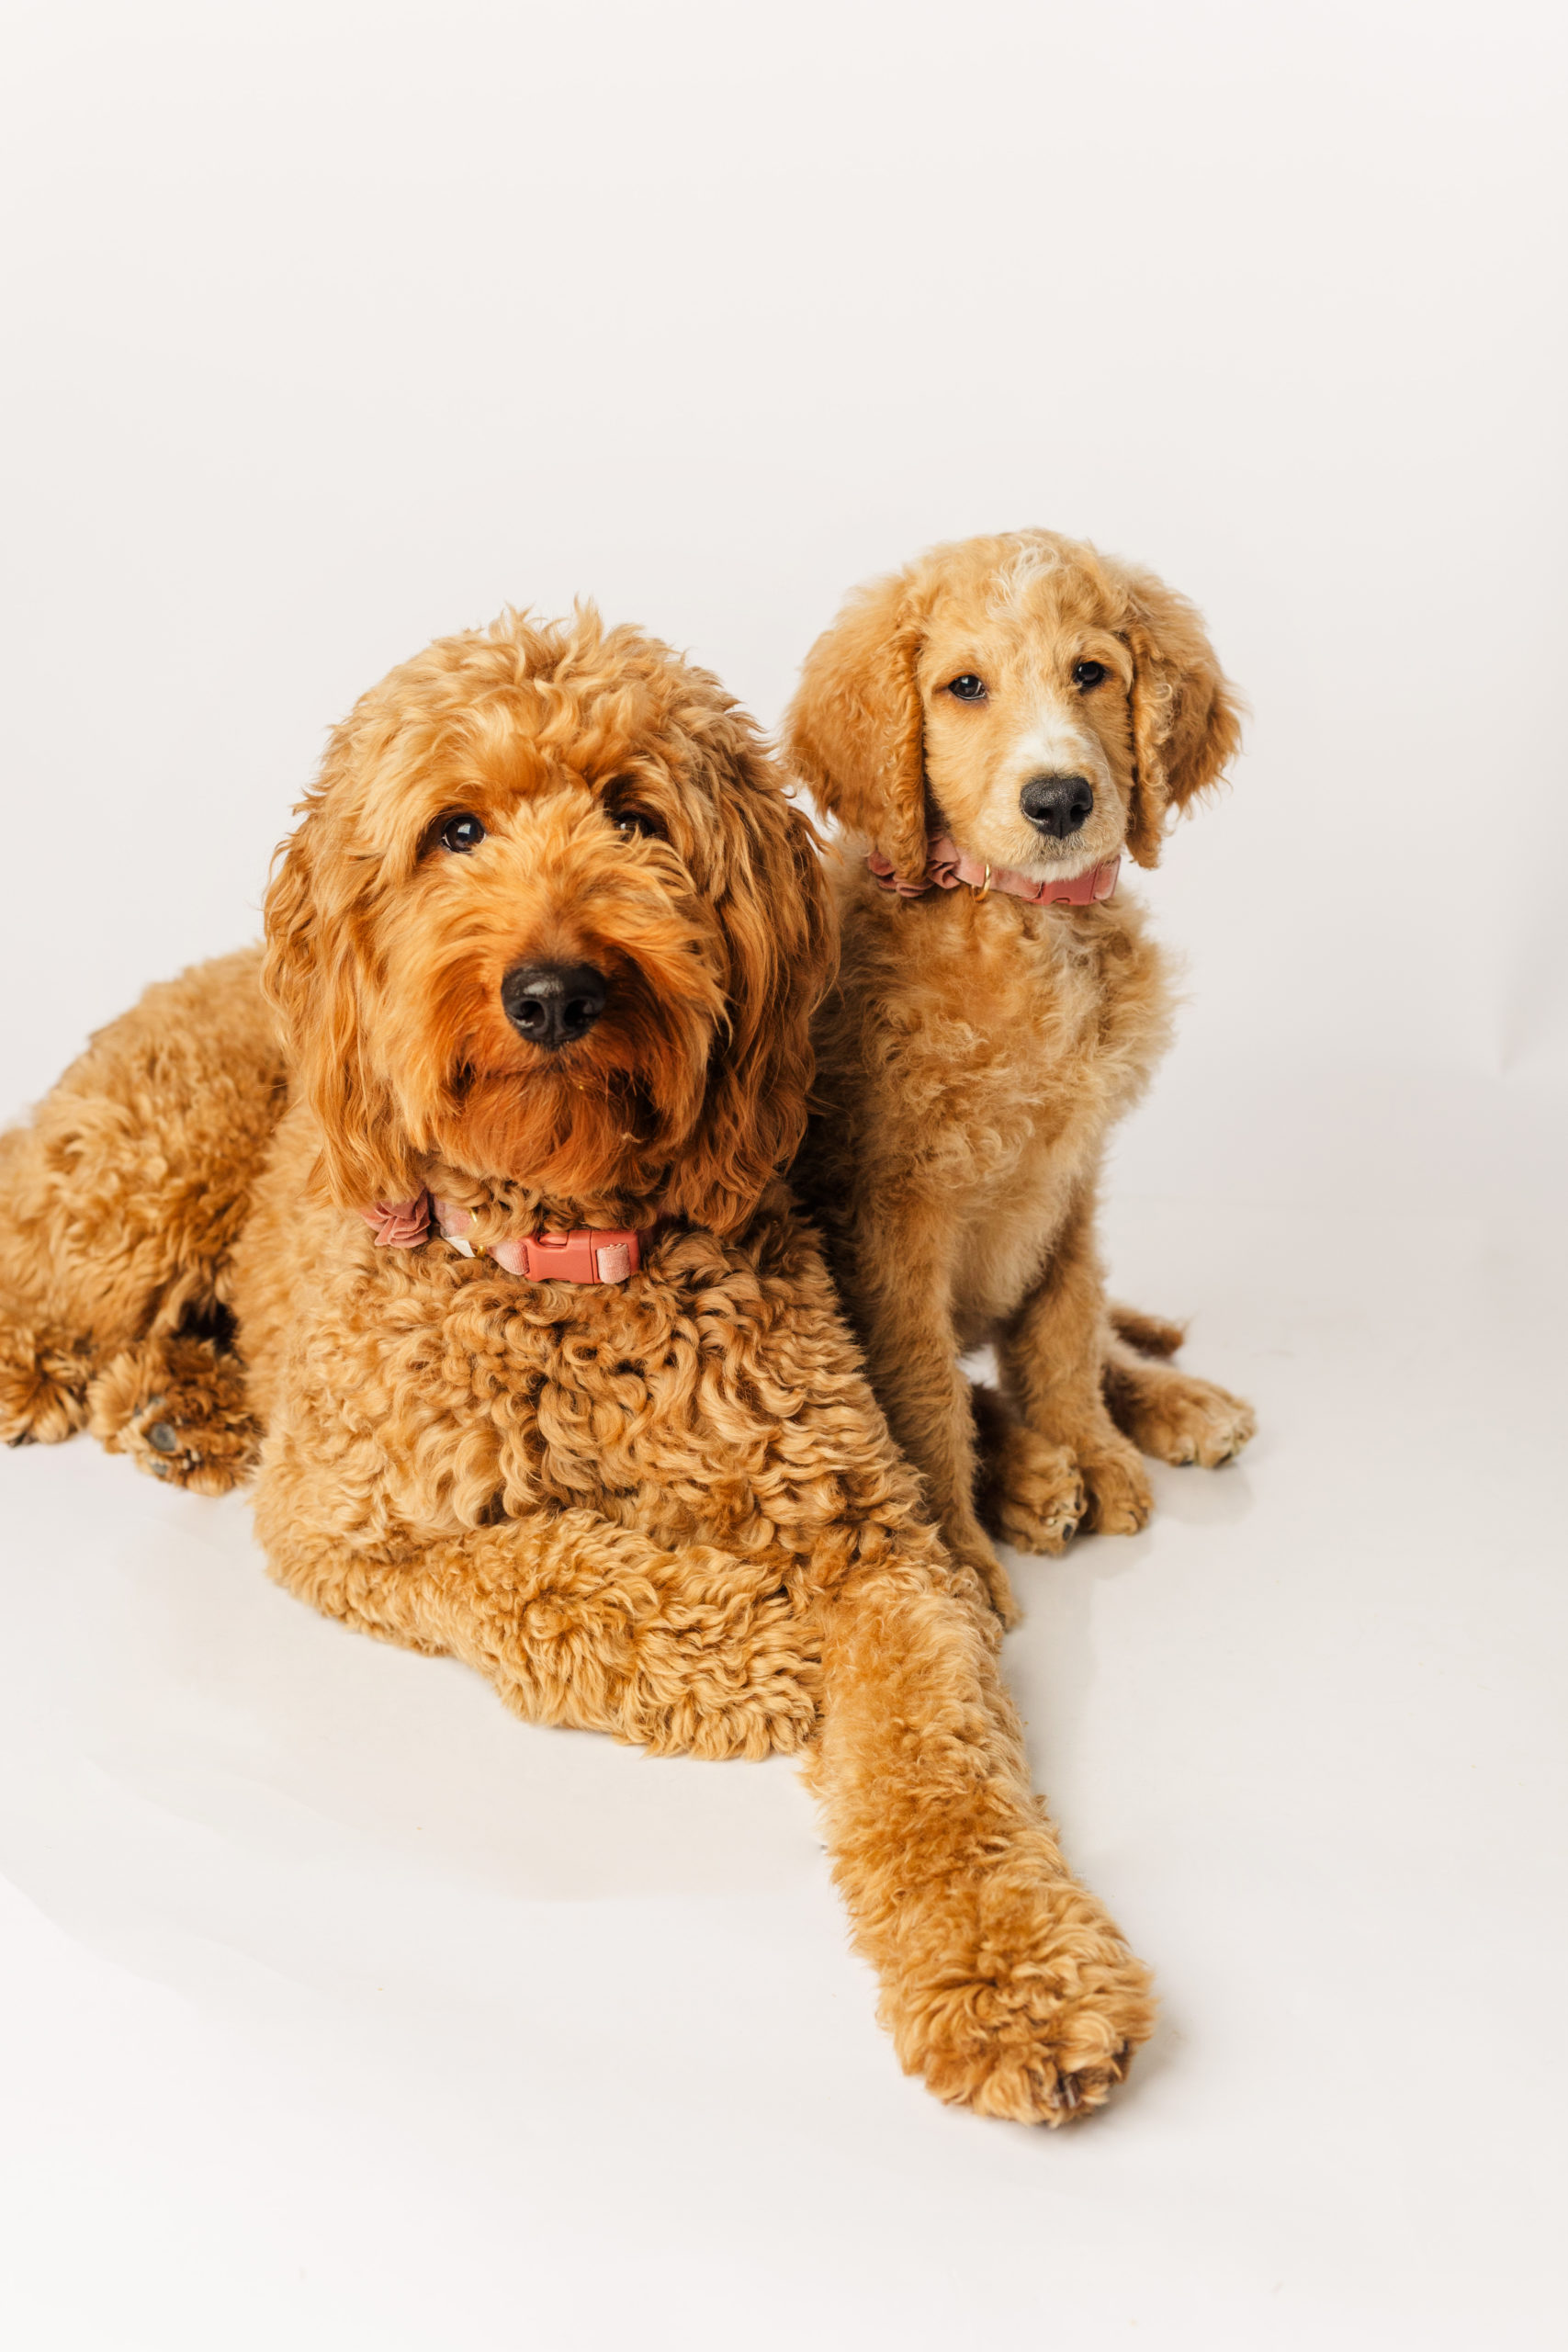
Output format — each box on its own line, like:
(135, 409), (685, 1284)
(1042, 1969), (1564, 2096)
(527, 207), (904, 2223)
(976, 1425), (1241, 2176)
(787, 531), (1255, 1623)
(265, 606), (833, 1237)
(787, 528), (1241, 883)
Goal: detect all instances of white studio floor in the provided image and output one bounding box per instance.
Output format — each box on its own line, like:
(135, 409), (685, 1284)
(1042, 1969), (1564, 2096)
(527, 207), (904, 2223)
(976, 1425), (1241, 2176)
(3, 0), (1565, 2338)
(1, 1070), (1563, 2352)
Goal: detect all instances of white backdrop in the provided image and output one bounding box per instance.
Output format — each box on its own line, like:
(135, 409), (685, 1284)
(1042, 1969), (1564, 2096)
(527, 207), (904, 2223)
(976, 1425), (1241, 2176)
(2, 5), (1565, 2347)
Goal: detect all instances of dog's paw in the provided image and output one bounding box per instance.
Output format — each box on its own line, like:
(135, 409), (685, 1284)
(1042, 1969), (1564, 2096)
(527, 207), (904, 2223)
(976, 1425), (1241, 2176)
(981, 1424), (1085, 1557)
(0, 1320), (93, 1448)
(1077, 1438), (1154, 1535)
(889, 1880), (1156, 2125)
(1108, 1362), (1256, 1469)
(88, 1337), (260, 1495)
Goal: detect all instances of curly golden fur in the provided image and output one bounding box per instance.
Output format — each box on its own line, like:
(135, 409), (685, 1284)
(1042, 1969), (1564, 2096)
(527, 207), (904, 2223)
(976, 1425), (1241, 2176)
(787, 531), (1257, 1621)
(0, 605), (1156, 2123)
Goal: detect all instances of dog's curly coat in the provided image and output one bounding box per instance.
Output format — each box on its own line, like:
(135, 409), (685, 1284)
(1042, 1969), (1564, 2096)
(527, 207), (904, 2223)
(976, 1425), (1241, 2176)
(0, 606), (1155, 2121)
(787, 531), (1257, 1623)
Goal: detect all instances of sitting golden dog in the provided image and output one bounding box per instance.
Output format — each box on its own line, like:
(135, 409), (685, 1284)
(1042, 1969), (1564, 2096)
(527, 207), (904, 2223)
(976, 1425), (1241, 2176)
(0, 606), (1156, 2122)
(787, 531), (1256, 1622)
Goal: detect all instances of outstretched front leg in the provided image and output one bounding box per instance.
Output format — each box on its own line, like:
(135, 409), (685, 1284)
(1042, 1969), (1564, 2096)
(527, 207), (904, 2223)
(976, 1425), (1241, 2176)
(701, 1231), (1154, 2116)
(0, 949), (281, 1477)
(700, 1241), (1152, 2120)
(811, 1533), (1155, 2120)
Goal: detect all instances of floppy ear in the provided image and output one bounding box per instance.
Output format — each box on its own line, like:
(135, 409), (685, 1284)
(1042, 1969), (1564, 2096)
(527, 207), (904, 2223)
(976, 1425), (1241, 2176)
(661, 721), (837, 1238)
(1113, 565), (1243, 869)
(261, 799), (423, 1213)
(783, 571), (931, 885)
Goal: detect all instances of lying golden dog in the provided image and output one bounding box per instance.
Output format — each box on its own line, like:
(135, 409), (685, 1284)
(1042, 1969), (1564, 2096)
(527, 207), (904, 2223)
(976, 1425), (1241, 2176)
(0, 606), (1155, 2121)
(787, 531), (1256, 1622)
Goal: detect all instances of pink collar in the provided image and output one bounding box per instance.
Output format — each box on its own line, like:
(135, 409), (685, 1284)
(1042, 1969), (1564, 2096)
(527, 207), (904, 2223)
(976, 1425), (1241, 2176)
(868, 833), (1120, 907)
(360, 1192), (646, 1283)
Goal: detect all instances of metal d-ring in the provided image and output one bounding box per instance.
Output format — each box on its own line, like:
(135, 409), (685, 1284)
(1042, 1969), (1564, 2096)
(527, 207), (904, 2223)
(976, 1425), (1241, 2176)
(971, 862), (992, 898)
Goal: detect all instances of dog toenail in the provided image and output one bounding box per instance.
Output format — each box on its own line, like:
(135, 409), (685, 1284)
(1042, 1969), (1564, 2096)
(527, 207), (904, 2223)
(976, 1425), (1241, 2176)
(148, 1421), (179, 1453)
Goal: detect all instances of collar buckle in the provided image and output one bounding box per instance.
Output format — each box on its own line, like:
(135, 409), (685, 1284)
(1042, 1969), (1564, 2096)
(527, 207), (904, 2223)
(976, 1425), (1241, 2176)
(516, 1228), (641, 1283)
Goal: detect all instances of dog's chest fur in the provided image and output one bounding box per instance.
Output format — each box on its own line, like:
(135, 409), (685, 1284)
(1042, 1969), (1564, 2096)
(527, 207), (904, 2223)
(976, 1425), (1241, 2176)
(807, 868), (1173, 1339)
(234, 1119), (880, 1559)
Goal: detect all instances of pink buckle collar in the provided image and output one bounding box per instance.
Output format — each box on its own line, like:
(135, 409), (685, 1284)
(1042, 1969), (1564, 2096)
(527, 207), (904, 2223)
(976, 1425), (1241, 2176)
(359, 1192), (645, 1283)
(868, 834), (1120, 907)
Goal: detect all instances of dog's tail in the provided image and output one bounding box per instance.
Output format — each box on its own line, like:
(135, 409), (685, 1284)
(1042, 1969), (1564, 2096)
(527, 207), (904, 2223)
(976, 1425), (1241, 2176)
(1108, 1302), (1186, 1360)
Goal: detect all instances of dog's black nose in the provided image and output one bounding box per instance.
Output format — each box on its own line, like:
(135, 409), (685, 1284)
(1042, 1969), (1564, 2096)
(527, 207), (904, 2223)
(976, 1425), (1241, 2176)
(501, 961), (608, 1048)
(1020, 774), (1095, 839)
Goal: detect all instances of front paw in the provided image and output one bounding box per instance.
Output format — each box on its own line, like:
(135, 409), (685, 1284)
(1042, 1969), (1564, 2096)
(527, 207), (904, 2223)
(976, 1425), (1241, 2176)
(980, 1423), (1085, 1557)
(1077, 1438), (1153, 1535)
(887, 1875), (1156, 2125)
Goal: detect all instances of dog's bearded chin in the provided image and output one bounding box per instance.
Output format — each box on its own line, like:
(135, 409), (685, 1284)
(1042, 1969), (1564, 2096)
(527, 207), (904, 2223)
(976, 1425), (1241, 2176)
(423, 1012), (714, 1201)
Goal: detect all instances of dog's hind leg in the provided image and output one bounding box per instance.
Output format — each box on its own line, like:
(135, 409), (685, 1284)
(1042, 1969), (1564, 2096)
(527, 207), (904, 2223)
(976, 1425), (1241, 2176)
(0, 947), (283, 1479)
(1101, 1336), (1256, 1469)
(0, 1296), (96, 1447)
(84, 1330), (262, 1493)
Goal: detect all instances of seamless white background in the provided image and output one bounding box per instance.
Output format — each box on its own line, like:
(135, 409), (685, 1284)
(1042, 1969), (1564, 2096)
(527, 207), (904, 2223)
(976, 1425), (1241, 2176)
(2, 5), (1564, 2347)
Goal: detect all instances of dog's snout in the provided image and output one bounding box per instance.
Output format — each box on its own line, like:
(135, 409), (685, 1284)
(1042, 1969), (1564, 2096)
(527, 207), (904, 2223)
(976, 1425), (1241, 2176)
(1020, 774), (1095, 840)
(501, 960), (608, 1049)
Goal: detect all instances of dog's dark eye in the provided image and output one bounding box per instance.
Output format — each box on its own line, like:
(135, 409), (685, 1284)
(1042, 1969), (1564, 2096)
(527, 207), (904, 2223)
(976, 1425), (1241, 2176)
(1072, 661), (1108, 691)
(946, 673), (987, 702)
(611, 808), (665, 841)
(440, 812), (486, 854)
